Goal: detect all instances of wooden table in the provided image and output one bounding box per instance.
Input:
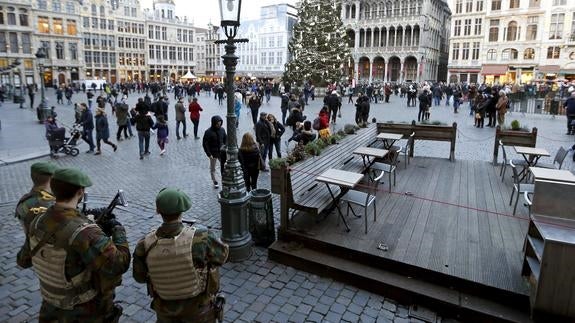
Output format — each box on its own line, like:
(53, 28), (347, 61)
(529, 167), (575, 183)
(376, 132), (404, 149)
(316, 168), (364, 232)
(352, 147), (389, 170)
(513, 146), (550, 181)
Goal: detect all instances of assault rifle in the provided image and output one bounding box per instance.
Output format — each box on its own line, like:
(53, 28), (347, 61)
(82, 190), (128, 224)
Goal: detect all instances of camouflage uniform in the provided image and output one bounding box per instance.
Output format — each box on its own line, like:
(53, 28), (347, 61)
(15, 188), (55, 235)
(133, 222), (229, 323)
(17, 204), (130, 322)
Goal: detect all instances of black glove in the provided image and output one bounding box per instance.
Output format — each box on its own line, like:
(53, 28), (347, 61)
(100, 218), (122, 236)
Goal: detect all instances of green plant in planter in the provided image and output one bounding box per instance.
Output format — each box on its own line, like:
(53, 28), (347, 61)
(510, 120), (521, 130)
(344, 124), (357, 134)
(304, 141), (322, 156)
(431, 120), (446, 125)
(288, 144), (307, 164)
(269, 157), (289, 170)
(336, 129), (346, 136)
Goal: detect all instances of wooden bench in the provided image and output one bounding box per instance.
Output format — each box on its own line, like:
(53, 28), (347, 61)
(277, 125), (381, 229)
(376, 121), (457, 161)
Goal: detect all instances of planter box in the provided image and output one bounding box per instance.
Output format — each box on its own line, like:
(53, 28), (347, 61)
(270, 168), (283, 194)
(493, 126), (538, 165)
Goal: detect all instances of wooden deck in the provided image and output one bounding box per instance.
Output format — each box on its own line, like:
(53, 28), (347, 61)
(270, 157), (532, 317)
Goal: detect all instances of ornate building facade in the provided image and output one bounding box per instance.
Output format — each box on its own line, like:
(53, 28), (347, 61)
(341, 0), (451, 84)
(0, 0), (35, 86)
(447, 0), (575, 85)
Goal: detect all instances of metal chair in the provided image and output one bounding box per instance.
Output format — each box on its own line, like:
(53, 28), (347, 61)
(509, 160), (534, 216)
(535, 146), (568, 170)
(339, 172), (384, 234)
(499, 140), (528, 182)
(371, 147), (402, 192)
(400, 132), (415, 168)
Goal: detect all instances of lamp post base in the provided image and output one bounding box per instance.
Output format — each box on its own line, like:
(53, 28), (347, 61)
(218, 192), (252, 262)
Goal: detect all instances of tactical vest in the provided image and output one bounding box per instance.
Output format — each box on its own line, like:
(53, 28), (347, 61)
(29, 213), (99, 310)
(144, 226), (208, 300)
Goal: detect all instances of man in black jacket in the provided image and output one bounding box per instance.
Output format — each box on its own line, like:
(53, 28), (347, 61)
(564, 92), (575, 135)
(255, 112), (272, 172)
(248, 95), (262, 125)
(79, 105), (96, 153)
(326, 91), (341, 124)
(202, 116), (227, 189)
(132, 109), (154, 159)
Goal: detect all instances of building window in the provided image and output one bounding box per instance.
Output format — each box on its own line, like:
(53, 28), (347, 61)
(476, 0), (484, 11)
(83, 17), (89, 28)
(472, 42), (480, 60)
(474, 18), (482, 35)
(162, 27), (167, 40)
(155, 26), (160, 39)
(465, 0), (473, 12)
(455, 0), (462, 13)
(549, 13), (564, 39)
(69, 43), (77, 60)
(38, 16), (50, 33)
(37, 0), (47, 10)
(21, 33), (31, 53)
(261, 52), (266, 65)
(501, 48), (518, 60)
(155, 46), (160, 59)
(93, 52), (100, 64)
(66, 19), (76, 35)
(41, 41), (50, 59)
(487, 49), (496, 60)
(9, 32), (17, 53)
(91, 17), (97, 29)
(7, 7), (15, 25)
(177, 47), (182, 60)
(55, 42), (64, 59)
(66, 1), (75, 14)
(139, 39), (144, 49)
(91, 4), (97, 15)
(149, 45), (154, 59)
(452, 43), (460, 60)
(524, 48), (535, 59)
(509, 0), (520, 8)
(183, 47), (188, 61)
(19, 9), (28, 26)
(118, 37), (124, 48)
(85, 51), (92, 64)
(506, 21), (518, 41)
(0, 33), (5, 53)
(527, 16), (538, 40)
(489, 19), (499, 42)
(162, 46), (167, 59)
(462, 42), (470, 60)
(454, 20), (461, 36)
(547, 46), (560, 59)
(108, 19), (114, 30)
(571, 13), (575, 41)
(529, 0), (540, 7)
(552, 0), (566, 4)
(464, 19), (472, 35)
(52, 0), (61, 12)
(53, 18), (63, 34)
(491, 0), (501, 10)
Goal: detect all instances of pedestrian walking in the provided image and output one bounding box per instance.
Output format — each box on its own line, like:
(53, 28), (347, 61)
(115, 98), (130, 141)
(326, 91), (341, 124)
(94, 108), (118, 155)
(496, 90), (509, 127)
(188, 97), (203, 139)
(564, 92), (575, 134)
(280, 92), (289, 125)
(132, 108), (154, 159)
(14, 162), (57, 235)
(418, 90), (431, 122)
(16, 168), (129, 323)
(202, 115), (227, 189)
(78, 104), (96, 153)
(27, 83), (36, 109)
(248, 94), (262, 125)
(152, 115), (169, 155)
(175, 97), (188, 139)
(255, 112), (273, 171)
(267, 113), (285, 159)
(132, 188), (228, 322)
(239, 133), (262, 192)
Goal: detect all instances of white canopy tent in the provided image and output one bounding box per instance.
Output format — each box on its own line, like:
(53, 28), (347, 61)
(181, 71), (196, 80)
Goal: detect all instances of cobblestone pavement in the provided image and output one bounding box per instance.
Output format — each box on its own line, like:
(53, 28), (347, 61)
(1, 89), (573, 322)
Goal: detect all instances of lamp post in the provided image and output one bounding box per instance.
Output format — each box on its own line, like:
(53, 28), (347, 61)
(35, 47), (49, 121)
(216, 0), (251, 262)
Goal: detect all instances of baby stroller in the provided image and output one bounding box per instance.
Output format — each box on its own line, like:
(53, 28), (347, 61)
(47, 124), (81, 157)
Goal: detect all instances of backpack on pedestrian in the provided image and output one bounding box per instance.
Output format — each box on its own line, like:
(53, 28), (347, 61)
(312, 117), (321, 131)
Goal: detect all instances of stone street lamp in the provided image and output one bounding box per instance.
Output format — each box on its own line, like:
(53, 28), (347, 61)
(35, 47), (49, 121)
(216, 0), (251, 262)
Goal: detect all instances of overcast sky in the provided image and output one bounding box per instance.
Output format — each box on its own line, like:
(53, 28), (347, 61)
(140, 0), (297, 28)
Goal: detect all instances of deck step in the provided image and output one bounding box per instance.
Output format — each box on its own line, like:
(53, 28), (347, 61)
(269, 240), (532, 323)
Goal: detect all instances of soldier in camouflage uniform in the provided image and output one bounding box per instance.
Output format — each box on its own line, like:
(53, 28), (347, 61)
(17, 168), (130, 323)
(133, 188), (229, 323)
(15, 162), (57, 234)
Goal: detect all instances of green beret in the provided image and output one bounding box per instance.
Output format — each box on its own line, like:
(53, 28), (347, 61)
(156, 188), (191, 215)
(52, 168), (93, 187)
(31, 162), (57, 175)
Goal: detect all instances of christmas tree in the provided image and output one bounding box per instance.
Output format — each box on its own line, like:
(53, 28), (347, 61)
(283, 0), (350, 86)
